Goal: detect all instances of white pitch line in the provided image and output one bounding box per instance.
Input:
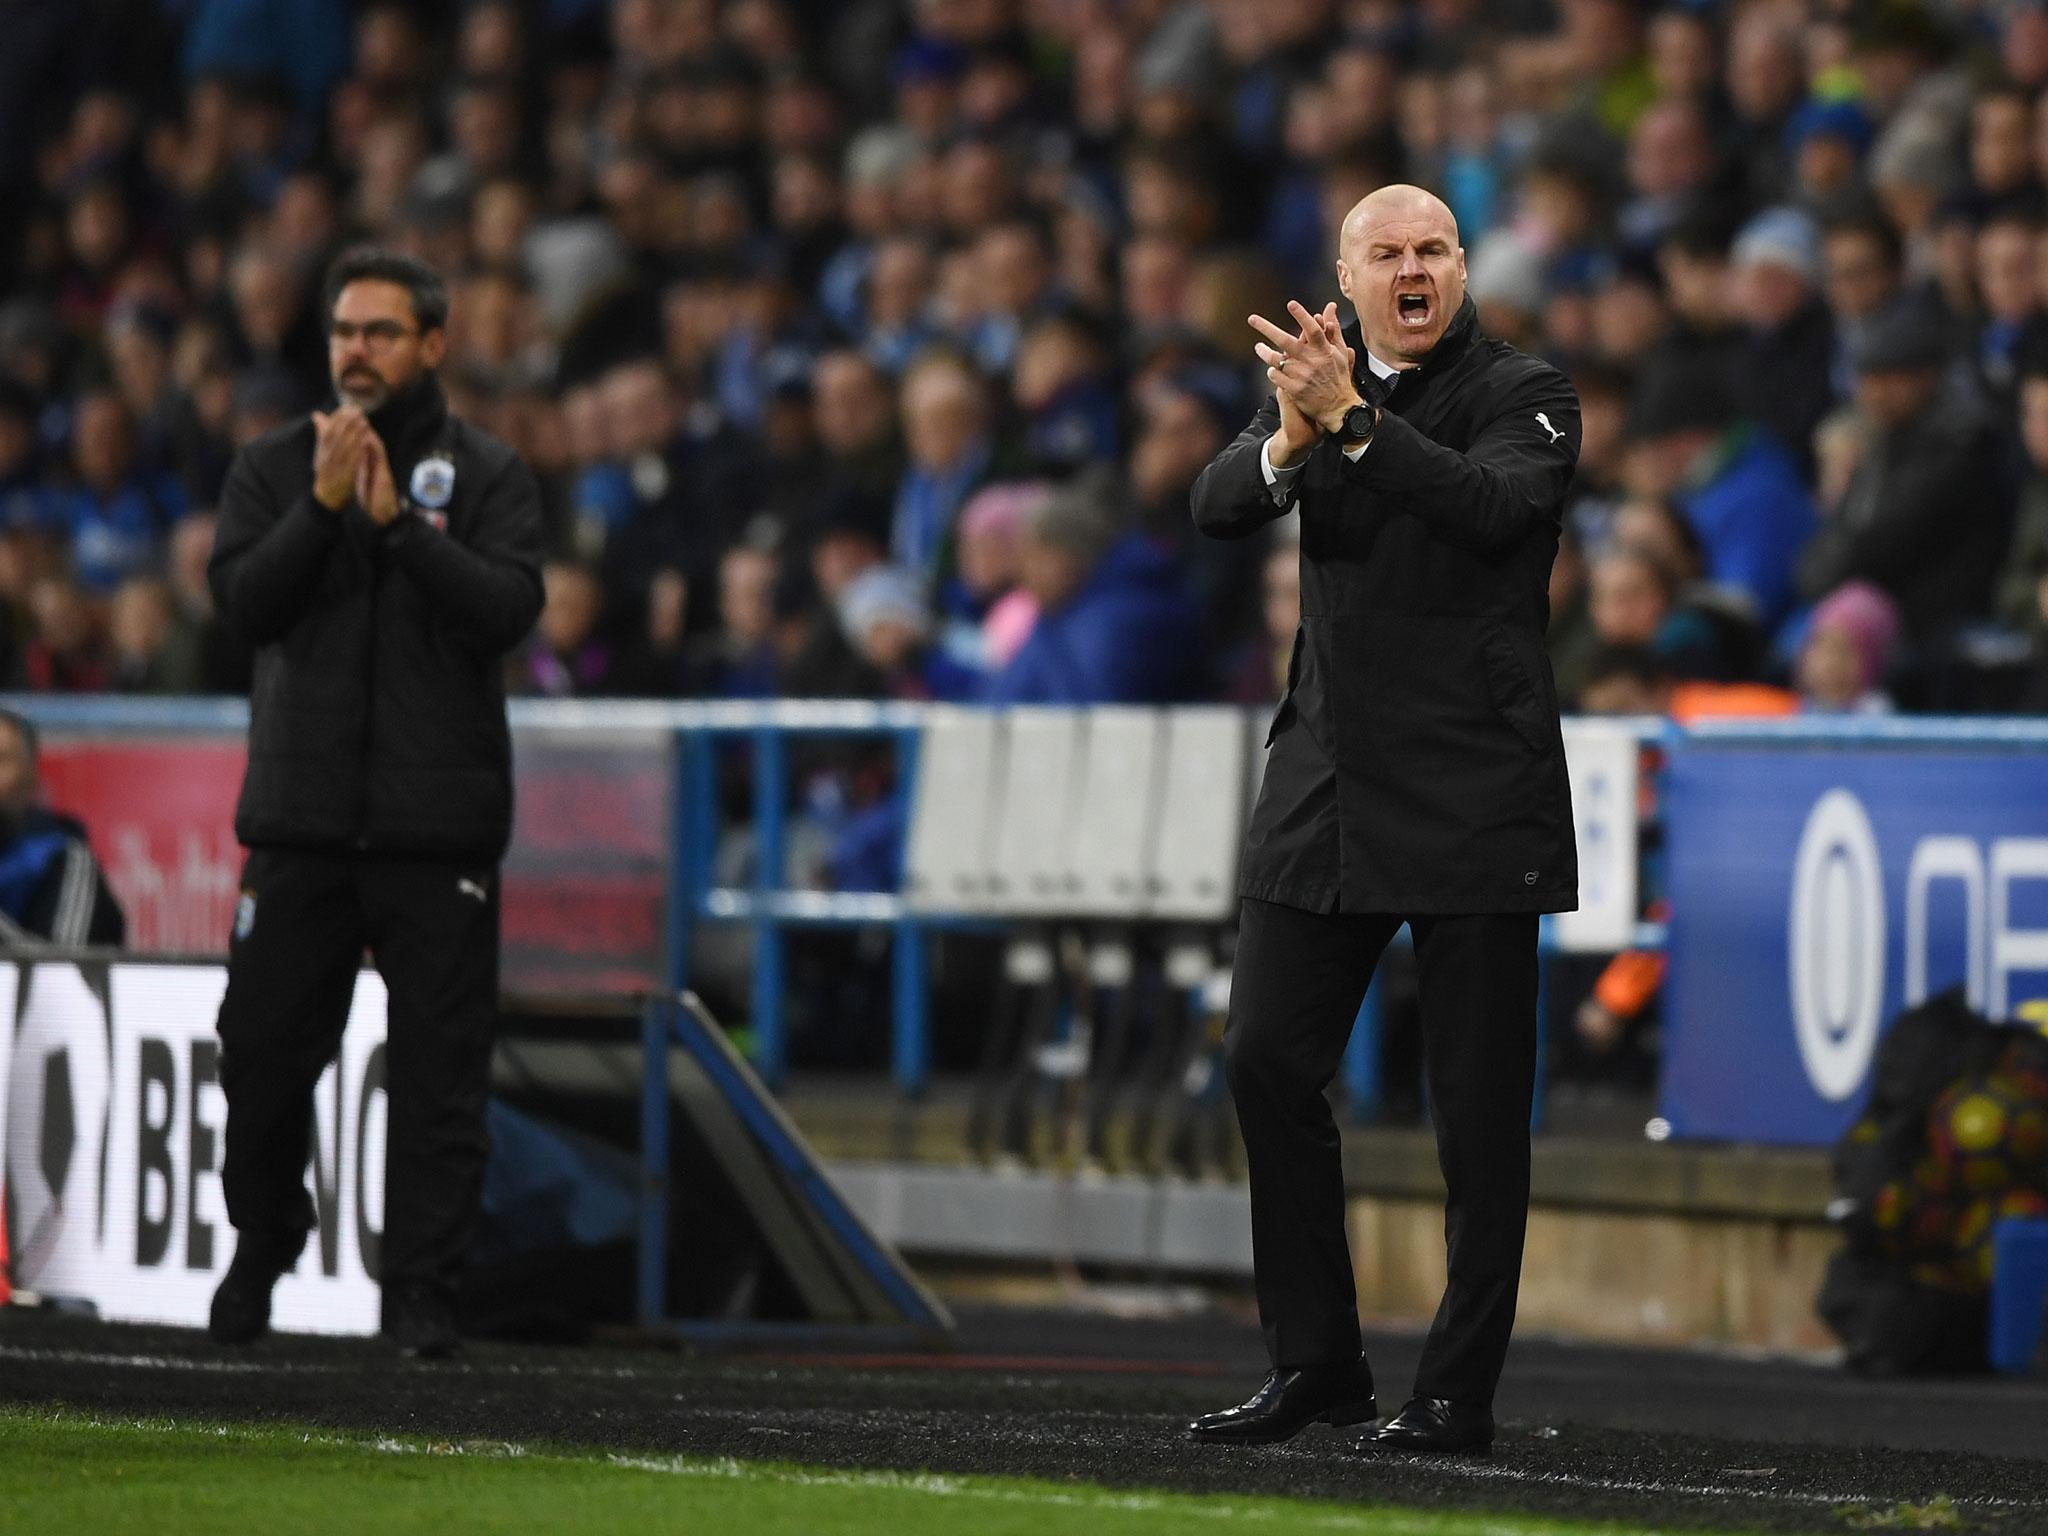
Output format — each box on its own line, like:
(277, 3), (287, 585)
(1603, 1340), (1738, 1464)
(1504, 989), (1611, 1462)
(0, 1346), (328, 1374)
(0, 1343), (645, 1382)
(1427, 1456), (2042, 1513)
(5, 1343), (2042, 1517)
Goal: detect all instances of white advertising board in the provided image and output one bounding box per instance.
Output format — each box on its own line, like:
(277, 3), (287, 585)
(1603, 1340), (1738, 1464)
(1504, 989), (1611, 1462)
(3, 959), (387, 1334)
(1557, 721), (1644, 954)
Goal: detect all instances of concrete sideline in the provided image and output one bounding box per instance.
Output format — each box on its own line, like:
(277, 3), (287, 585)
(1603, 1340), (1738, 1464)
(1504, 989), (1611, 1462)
(793, 1086), (1842, 1353)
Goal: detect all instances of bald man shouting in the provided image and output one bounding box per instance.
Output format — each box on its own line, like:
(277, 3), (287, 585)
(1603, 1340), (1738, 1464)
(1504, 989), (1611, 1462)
(1188, 186), (1581, 1455)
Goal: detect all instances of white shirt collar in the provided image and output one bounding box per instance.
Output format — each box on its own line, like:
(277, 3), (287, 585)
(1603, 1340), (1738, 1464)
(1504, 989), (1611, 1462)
(1364, 350), (1400, 380)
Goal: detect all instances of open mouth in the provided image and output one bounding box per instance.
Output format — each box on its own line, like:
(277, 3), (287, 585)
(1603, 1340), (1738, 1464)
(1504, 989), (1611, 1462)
(1396, 293), (1434, 328)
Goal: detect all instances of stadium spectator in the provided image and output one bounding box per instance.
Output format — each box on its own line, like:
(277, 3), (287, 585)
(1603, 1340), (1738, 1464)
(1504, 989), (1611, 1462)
(1622, 353), (1813, 628)
(0, 379), (47, 534)
(0, 706), (125, 947)
(1798, 581), (1901, 714)
(0, 0), (2045, 727)
(683, 542), (781, 699)
(591, 355), (752, 640)
(1132, 364), (1255, 642)
(1798, 303), (2009, 648)
(19, 574), (108, 692)
(48, 390), (190, 594)
(1012, 310), (1118, 472)
(1821, 215), (1905, 397)
(837, 564), (974, 702)
(1729, 207), (1835, 477)
(106, 574), (187, 694)
(519, 559), (612, 698)
(892, 350), (998, 578)
(1221, 530), (1301, 706)
(942, 480), (1043, 676)
(1971, 208), (2042, 416)
(811, 349), (905, 505)
(160, 511), (249, 695)
(986, 471), (1201, 706)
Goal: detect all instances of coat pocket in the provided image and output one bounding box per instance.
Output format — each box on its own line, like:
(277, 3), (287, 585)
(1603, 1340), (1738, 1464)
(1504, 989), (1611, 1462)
(1480, 627), (1552, 753)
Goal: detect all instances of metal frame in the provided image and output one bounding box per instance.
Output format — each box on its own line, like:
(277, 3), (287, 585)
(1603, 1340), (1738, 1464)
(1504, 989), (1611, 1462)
(13, 697), (2047, 1122)
(635, 988), (951, 1346)
(661, 703), (938, 1095)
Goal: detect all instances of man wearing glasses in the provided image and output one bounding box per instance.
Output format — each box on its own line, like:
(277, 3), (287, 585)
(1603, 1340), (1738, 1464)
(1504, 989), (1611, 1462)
(205, 248), (544, 1356)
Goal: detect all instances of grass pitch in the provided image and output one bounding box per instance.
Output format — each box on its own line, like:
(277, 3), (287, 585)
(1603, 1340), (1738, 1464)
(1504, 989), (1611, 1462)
(0, 1404), (1756, 1536)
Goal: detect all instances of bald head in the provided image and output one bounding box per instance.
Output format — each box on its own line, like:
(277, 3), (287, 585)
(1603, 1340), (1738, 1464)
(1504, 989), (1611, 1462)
(1341, 184), (1458, 256)
(1336, 183), (1467, 364)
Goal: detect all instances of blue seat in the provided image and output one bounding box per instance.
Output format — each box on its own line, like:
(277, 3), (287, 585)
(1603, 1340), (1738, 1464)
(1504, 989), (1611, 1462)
(1989, 1216), (2048, 1374)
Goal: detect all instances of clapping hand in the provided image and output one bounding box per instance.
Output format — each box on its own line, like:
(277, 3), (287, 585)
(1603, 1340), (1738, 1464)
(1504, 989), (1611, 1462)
(311, 406), (371, 512)
(354, 430), (402, 527)
(1253, 300), (1362, 442)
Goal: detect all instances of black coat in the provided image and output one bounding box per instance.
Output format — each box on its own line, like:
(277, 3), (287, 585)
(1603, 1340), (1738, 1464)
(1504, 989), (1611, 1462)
(1796, 387), (2008, 643)
(211, 378), (545, 862)
(1192, 299), (1580, 915)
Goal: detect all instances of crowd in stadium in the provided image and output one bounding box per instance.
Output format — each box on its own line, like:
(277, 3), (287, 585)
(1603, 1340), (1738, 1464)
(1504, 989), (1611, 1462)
(2, 0), (2048, 716)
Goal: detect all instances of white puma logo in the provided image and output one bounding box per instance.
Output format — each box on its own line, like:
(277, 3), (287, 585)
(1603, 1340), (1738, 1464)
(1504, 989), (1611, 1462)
(457, 878), (489, 903)
(1535, 412), (1565, 444)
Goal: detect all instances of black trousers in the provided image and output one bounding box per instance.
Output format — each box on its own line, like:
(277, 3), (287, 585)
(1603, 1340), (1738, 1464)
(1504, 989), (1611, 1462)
(1224, 896), (1538, 1406)
(216, 847), (500, 1299)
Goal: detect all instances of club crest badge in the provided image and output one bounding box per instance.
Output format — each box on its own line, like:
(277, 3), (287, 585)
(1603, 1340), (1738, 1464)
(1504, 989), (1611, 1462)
(233, 891), (256, 942)
(409, 454), (456, 510)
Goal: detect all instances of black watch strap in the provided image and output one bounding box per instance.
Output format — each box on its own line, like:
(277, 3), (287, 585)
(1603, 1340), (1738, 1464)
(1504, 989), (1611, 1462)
(1341, 403), (1378, 444)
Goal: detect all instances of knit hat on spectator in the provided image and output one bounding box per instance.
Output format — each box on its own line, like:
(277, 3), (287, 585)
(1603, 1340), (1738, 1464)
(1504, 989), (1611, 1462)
(960, 481), (1052, 546)
(1868, 121), (1959, 201)
(839, 566), (930, 646)
(233, 365), (310, 420)
(106, 300), (177, 347)
(1160, 364), (1246, 438)
(814, 484), (893, 547)
(1731, 207), (1821, 283)
(844, 126), (918, 187)
(1027, 470), (1120, 569)
(1131, 4), (1222, 97)
(0, 376), (37, 424)
(1624, 353), (1738, 439)
(894, 37), (966, 86)
(1467, 234), (1547, 317)
(1785, 98), (1875, 158)
(1809, 580), (1901, 694)
(1852, 300), (1948, 373)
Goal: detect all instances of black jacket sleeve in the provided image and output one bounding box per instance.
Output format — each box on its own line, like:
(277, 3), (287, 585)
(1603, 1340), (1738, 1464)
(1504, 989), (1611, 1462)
(1797, 424), (1992, 600)
(209, 446), (345, 645)
(1341, 368), (1581, 557)
(383, 448), (545, 657)
(1190, 395), (1297, 541)
(24, 838), (126, 947)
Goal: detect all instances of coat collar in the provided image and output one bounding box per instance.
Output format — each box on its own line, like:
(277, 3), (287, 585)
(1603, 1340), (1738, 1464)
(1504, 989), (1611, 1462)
(1343, 295), (1481, 388)
(366, 373), (449, 470)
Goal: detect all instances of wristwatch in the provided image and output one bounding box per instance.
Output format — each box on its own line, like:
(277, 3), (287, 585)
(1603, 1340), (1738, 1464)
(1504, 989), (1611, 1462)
(1339, 402), (1378, 447)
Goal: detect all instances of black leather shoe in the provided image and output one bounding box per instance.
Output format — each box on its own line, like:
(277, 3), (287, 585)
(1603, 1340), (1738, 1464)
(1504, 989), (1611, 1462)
(1365, 1396), (1494, 1454)
(1188, 1358), (1377, 1445)
(383, 1282), (461, 1359)
(207, 1229), (307, 1344)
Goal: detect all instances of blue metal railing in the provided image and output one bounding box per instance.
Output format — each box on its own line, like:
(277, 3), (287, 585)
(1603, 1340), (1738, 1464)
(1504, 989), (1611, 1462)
(13, 696), (2045, 1121)
(658, 701), (935, 1095)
